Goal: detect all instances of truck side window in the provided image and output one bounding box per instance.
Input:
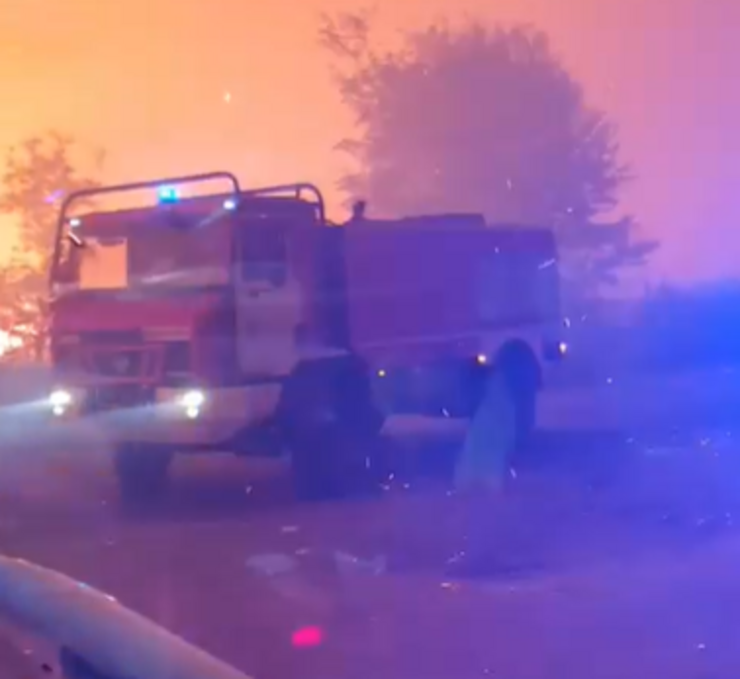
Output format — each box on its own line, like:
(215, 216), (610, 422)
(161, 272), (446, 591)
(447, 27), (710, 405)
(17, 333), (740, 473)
(241, 223), (288, 287)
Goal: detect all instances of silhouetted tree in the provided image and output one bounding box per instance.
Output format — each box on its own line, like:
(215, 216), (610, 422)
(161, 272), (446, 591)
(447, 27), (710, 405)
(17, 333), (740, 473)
(0, 131), (104, 360)
(319, 12), (657, 299)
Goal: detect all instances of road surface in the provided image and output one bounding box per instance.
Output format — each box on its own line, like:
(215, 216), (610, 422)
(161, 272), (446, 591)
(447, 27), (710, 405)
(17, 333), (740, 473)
(2, 408), (740, 679)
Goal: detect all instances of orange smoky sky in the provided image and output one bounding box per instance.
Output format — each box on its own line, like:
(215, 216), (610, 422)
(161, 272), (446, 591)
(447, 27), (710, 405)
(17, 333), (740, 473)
(1, 0), (738, 285)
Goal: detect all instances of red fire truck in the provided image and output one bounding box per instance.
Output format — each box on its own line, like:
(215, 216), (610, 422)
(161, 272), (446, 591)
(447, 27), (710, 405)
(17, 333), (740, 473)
(47, 172), (565, 502)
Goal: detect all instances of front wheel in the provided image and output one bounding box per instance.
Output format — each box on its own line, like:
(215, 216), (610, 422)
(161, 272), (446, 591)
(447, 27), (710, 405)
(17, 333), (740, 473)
(113, 443), (173, 504)
(288, 419), (384, 501)
(278, 358), (385, 501)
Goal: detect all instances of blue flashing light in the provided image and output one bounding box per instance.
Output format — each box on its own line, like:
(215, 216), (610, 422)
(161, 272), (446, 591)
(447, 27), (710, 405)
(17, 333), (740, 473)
(157, 185), (179, 204)
(223, 198), (236, 210)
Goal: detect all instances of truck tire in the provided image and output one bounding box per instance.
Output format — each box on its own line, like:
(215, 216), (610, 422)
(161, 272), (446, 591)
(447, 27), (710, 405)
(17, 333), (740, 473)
(278, 357), (384, 501)
(465, 352), (539, 469)
(113, 443), (173, 504)
(500, 354), (539, 453)
(512, 382), (537, 451)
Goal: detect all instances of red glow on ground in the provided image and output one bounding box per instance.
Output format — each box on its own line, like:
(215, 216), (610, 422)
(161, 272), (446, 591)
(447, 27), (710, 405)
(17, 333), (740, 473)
(291, 626), (324, 648)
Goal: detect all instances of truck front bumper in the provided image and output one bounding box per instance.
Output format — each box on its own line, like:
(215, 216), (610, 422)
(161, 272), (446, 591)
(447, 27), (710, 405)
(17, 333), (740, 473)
(45, 384), (282, 448)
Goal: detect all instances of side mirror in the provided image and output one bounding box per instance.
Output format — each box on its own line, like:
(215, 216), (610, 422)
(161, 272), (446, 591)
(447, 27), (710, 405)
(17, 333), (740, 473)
(351, 200), (367, 221)
(0, 555), (252, 679)
(59, 647), (110, 679)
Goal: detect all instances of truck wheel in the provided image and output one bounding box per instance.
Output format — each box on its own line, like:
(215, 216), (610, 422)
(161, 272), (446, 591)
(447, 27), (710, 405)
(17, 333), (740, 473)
(500, 354), (540, 454)
(289, 425), (378, 501)
(113, 443), (172, 504)
(278, 358), (384, 501)
(512, 383), (537, 451)
(464, 357), (538, 472)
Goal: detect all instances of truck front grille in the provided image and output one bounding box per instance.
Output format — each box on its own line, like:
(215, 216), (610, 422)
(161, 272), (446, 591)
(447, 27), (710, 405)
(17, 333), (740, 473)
(80, 330), (142, 345)
(84, 384), (154, 413)
(92, 349), (147, 378)
(58, 335), (192, 385)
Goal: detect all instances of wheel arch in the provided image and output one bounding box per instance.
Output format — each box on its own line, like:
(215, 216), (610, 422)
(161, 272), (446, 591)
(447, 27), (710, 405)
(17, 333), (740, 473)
(492, 339), (542, 391)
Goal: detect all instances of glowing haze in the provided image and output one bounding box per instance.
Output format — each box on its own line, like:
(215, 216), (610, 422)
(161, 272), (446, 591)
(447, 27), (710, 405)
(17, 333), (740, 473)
(1, 0), (737, 283)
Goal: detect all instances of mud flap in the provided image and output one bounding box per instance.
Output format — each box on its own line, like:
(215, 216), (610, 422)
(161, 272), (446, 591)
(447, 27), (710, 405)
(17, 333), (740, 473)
(454, 369), (516, 491)
(278, 358), (384, 500)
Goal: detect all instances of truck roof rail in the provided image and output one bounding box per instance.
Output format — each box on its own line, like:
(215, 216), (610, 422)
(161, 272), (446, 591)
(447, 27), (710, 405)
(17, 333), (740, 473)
(239, 183), (325, 223)
(55, 170), (241, 234)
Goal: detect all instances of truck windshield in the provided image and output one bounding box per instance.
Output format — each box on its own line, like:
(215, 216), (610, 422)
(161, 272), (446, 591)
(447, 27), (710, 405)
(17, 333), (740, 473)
(54, 219), (231, 293)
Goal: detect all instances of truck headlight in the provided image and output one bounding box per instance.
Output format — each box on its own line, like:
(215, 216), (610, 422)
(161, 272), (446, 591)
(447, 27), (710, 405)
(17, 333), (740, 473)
(49, 389), (73, 416)
(178, 389), (205, 418)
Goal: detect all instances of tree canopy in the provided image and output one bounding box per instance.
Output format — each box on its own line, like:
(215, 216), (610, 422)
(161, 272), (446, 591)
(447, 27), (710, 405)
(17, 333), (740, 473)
(0, 131), (103, 359)
(319, 12), (657, 296)
(0, 131), (103, 268)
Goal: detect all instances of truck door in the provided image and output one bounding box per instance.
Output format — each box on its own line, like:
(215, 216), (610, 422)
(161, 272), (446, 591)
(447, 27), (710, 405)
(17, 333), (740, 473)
(235, 221), (303, 378)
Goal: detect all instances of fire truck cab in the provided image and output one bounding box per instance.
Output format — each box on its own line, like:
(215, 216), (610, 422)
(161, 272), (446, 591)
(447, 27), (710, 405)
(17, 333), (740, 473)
(47, 172), (565, 503)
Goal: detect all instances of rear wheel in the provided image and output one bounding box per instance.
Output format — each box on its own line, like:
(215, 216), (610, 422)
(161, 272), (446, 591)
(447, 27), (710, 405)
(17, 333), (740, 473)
(462, 354), (539, 474)
(113, 443), (173, 504)
(278, 357), (385, 501)
(512, 382), (537, 451)
(501, 357), (539, 454)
